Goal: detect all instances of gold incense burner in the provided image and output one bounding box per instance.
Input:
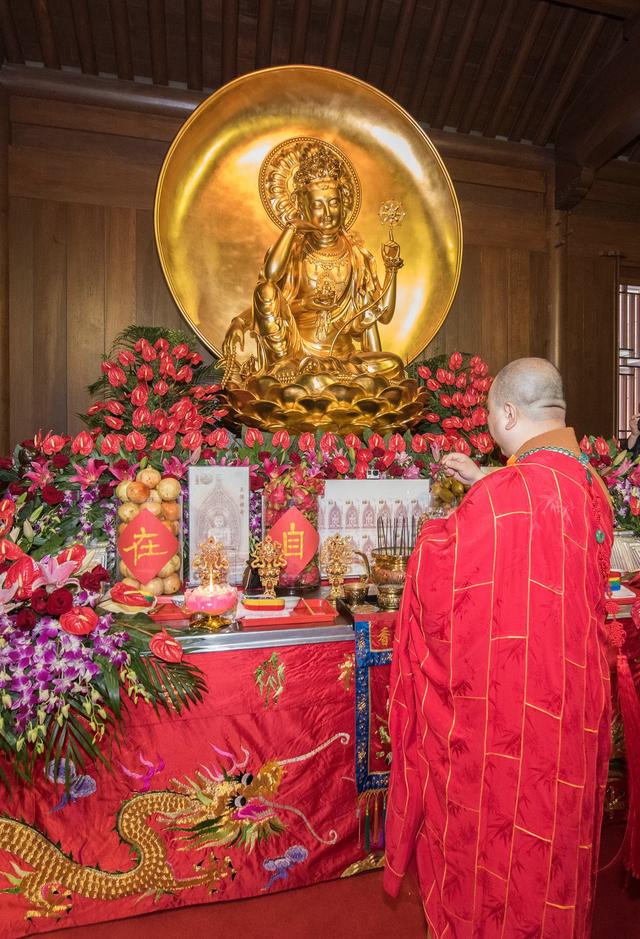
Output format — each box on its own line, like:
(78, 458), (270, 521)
(370, 548), (410, 611)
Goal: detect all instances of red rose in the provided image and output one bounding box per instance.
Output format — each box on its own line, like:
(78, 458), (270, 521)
(7, 482), (24, 495)
(245, 427), (264, 448)
(106, 365), (127, 387)
(594, 437), (609, 457)
(0, 457), (13, 470)
(152, 432), (176, 451)
(172, 343), (190, 359)
(175, 365), (193, 383)
(41, 485), (64, 505)
(388, 433), (406, 453)
(117, 349), (135, 367)
(125, 431), (147, 452)
(418, 365), (432, 380)
(154, 380), (169, 396)
(100, 434), (122, 456)
(319, 432), (337, 454)
(182, 430), (203, 451)
(80, 566), (109, 591)
(47, 587), (74, 615)
(333, 456), (350, 474)
(15, 608), (37, 630)
(51, 453), (70, 469)
(58, 543), (87, 571)
(272, 429), (291, 449)
(104, 415), (124, 431)
(449, 352), (463, 371)
(72, 431), (94, 456)
(149, 627), (183, 662)
(42, 433), (67, 455)
(132, 406), (152, 428)
(31, 587), (49, 612)
(60, 606), (99, 635)
(298, 432), (315, 452)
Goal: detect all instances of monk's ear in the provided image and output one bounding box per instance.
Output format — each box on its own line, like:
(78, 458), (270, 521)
(504, 401), (518, 430)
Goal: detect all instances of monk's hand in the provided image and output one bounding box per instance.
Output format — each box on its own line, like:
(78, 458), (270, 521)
(441, 453), (484, 486)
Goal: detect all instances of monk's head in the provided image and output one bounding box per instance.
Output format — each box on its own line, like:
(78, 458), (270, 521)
(487, 357), (566, 457)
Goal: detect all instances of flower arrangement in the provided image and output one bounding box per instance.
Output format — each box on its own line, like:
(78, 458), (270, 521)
(0, 541), (205, 789)
(579, 435), (640, 535)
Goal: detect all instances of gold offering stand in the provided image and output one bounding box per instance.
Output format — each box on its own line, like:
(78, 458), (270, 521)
(188, 537), (237, 631)
(250, 536), (287, 598)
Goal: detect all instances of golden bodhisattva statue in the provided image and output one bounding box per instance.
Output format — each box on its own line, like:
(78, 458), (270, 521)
(219, 138), (428, 434)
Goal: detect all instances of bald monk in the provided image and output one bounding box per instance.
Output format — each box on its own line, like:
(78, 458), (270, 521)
(384, 358), (613, 938)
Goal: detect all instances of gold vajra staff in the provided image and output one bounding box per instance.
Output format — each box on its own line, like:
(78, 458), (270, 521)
(250, 536), (287, 598)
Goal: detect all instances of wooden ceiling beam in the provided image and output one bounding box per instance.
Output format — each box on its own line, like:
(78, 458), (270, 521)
(148, 0), (168, 86)
(548, 0), (639, 17)
(31, 0), (61, 70)
(457, 0), (518, 134)
(534, 14), (605, 146)
(108, 0), (134, 81)
(70, 0), (98, 76)
(407, 0), (449, 115)
(221, 0), (239, 85)
(255, 0), (276, 70)
(555, 28), (640, 206)
(432, 0), (484, 130)
(383, 0), (418, 97)
(289, 0), (311, 62)
(509, 8), (577, 141)
(484, 1), (549, 139)
(354, 0), (382, 78)
(0, 0), (23, 64)
(184, 0), (203, 90)
(323, 0), (348, 70)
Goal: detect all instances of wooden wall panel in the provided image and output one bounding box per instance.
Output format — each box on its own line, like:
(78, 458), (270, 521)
(105, 206), (137, 346)
(8, 197), (35, 445)
(34, 200), (67, 433)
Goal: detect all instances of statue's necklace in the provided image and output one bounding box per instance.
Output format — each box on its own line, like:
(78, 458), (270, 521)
(306, 244), (349, 273)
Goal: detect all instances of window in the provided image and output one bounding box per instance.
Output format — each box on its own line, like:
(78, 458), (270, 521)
(618, 283), (640, 441)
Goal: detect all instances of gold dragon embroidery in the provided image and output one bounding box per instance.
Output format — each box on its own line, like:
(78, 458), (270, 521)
(0, 732), (350, 919)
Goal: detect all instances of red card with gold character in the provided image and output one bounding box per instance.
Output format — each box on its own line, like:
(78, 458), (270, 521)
(117, 508), (179, 583)
(267, 506), (318, 577)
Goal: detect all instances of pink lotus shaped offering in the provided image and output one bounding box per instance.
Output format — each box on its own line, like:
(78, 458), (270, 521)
(185, 537), (237, 630)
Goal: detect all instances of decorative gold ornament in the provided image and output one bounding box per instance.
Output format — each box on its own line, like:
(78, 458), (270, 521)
(192, 536), (229, 588)
(250, 536), (287, 597)
(319, 534), (354, 600)
(154, 67), (462, 433)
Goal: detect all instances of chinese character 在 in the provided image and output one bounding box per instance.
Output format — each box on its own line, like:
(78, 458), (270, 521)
(121, 527), (164, 567)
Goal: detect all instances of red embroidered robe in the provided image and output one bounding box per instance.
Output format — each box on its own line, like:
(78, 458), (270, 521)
(384, 431), (613, 939)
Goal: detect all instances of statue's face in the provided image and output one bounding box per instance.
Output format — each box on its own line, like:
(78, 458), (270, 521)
(303, 184), (343, 233)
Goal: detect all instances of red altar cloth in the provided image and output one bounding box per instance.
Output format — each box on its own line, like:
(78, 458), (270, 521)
(0, 638), (364, 938)
(385, 447), (613, 939)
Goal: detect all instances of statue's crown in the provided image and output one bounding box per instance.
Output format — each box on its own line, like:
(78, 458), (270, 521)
(293, 143), (343, 190)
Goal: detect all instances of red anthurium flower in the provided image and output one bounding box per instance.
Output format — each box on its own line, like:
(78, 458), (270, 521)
(298, 432), (315, 452)
(425, 412), (440, 424)
(175, 365), (193, 383)
(125, 431), (147, 452)
(0, 499), (15, 538)
(140, 342), (157, 362)
(454, 437), (471, 455)
(190, 353), (203, 366)
(368, 433), (384, 450)
(579, 436), (592, 455)
(436, 368), (448, 384)
(455, 374), (467, 389)
(0, 537), (25, 562)
(449, 351), (463, 371)
(271, 429), (291, 449)
(117, 350), (136, 367)
(343, 433), (361, 450)
(152, 432), (176, 451)
(320, 432), (337, 453)
(411, 434), (427, 453)
(131, 384), (149, 407)
(42, 433), (67, 455)
(5, 555), (40, 600)
(106, 401), (125, 415)
(426, 378), (441, 392)
(154, 338), (170, 352)
(86, 403), (103, 416)
(172, 343), (190, 359)
(104, 415), (124, 431)
(150, 628), (183, 662)
(132, 406), (152, 428)
(137, 364), (154, 381)
(58, 543), (87, 571)
(439, 394), (452, 408)
(417, 365), (431, 380)
(60, 606), (99, 635)
(154, 380), (169, 396)
(111, 581), (154, 607)
(333, 456), (350, 474)
(182, 430), (203, 451)
(100, 433), (123, 456)
(245, 427), (264, 448)
(594, 437), (609, 457)
(106, 365), (127, 387)
(388, 433), (406, 453)
(475, 433), (494, 454)
(208, 428), (230, 449)
(355, 462), (368, 479)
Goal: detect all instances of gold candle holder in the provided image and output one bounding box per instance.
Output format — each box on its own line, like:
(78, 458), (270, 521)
(250, 536), (287, 598)
(185, 537), (237, 631)
(319, 534), (354, 600)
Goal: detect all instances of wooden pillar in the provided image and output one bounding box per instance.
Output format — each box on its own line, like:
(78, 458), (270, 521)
(545, 176), (568, 372)
(0, 88), (8, 454)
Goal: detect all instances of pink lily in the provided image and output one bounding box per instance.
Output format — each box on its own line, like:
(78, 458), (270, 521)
(24, 463), (53, 492)
(31, 555), (79, 590)
(109, 461), (139, 482)
(162, 455), (190, 478)
(69, 458), (108, 489)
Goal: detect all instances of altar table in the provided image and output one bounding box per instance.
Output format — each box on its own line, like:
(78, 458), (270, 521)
(0, 613), (393, 939)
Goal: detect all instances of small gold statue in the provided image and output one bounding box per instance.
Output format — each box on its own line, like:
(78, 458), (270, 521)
(219, 138), (428, 434)
(319, 534), (354, 600)
(250, 536), (287, 598)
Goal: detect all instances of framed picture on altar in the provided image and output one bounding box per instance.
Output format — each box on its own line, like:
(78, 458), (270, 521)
(187, 465), (250, 585)
(318, 479), (430, 576)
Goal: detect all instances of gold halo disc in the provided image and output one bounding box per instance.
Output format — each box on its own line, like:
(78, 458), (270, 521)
(154, 65), (462, 365)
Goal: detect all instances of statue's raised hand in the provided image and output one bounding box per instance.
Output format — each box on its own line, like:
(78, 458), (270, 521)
(287, 217), (323, 235)
(382, 240), (404, 272)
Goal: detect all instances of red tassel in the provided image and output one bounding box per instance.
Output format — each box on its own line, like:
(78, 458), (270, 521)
(617, 652), (640, 877)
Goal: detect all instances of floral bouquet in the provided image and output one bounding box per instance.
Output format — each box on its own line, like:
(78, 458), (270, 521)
(579, 435), (640, 536)
(263, 465), (325, 591)
(0, 539), (205, 790)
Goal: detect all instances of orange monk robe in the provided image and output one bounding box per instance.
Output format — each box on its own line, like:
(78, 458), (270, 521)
(384, 429), (613, 939)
